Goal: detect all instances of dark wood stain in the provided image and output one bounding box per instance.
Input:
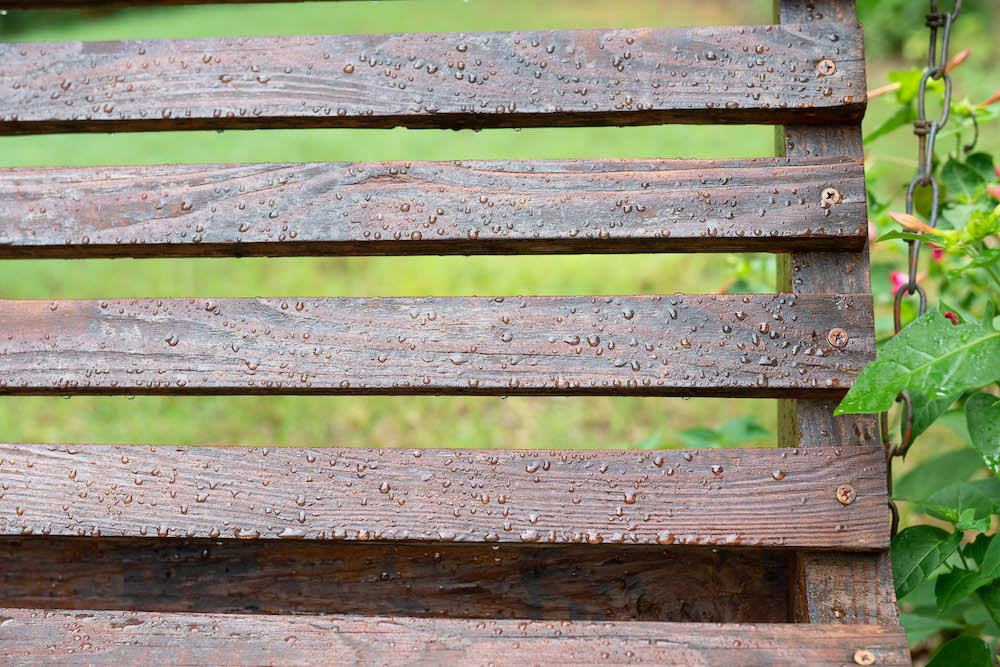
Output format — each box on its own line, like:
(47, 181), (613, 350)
(0, 538), (789, 622)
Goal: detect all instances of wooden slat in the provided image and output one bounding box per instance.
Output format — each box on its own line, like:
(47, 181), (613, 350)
(0, 444), (889, 548)
(775, 0), (900, 629)
(0, 538), (790, 622)
(0, 23), (866, 135)
(0, 609), (913, 665)
(0, 157), (867, 258)
(0, 294), (874, 397)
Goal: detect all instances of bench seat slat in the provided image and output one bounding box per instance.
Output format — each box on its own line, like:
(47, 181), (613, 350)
(0, 157), (866, 258)
(0, 608), (912, 666)
(0, 24), (865, 135)
(0, 444), (889, 548)
(0, 294), (872, 397)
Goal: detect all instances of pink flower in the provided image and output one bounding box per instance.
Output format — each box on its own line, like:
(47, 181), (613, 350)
(988, 183), (1000, 201)
(868, 221), (879, 242)
(944, 311), (960, 325)
(929, 243), (944, 262)
(890, 271), (909, 294)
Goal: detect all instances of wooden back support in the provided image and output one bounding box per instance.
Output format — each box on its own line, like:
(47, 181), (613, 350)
(0, 0), (910, 664)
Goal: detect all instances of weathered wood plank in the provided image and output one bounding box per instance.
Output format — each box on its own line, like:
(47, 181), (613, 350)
(0, 538), (790, 622)
(0, 157), (866, 258)
(0, 24), (866, 135)
(0, 609), (913, 666)
(775, 0), (900, 629)
(0, 444), (889, 548)
(0, 294), (874, 397)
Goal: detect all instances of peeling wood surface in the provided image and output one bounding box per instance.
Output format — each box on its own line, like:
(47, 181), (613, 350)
(0, 538), (789, 622)
(0, 157), (867, 258)
(0, 294), (874, 397)
(0, 444), (889, 548)
(0, 24), (866, 135)
(0, 608), (912, 666)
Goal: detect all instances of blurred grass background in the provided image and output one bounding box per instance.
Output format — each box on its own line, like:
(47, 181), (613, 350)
(0, 0), (996, 450)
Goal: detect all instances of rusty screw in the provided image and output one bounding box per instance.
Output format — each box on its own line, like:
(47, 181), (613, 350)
(837, 484), (857, 506)
(817, 59), (837, 76)
(821, 187), (842, 206)
(854, 649), (876, 665)
(828, 328), (849, 348)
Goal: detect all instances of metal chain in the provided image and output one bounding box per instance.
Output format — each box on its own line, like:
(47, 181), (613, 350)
(886, 0), (962, 537)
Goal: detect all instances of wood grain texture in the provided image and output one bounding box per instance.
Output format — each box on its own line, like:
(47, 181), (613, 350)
(0, 444), (890, 548)
(775, 0), (900, 630)
(0, 538), (790, 622)
(0, 23), (866, 135)
(0, 157), (867, 258)
(0, 294), (874, 397)
(0, 609), (913, 666)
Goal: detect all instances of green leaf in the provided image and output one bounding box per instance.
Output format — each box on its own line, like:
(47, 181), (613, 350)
(920, 481), (998, 530)
(941, 158), (987, 204)
(899, 612), (964, 645)
(894, 448), (984, 502)
(936, 568), (992, 615)
(876, 230), (935, 244)
(967, 392), (1000, 476)
(950, 249), (1000, 281)
(907, 390), (959, 443)
(966, 153), (996, 182)
(940, 202), (975, 230)
(965, 533), (993, 568)
(926, 636), (994, 667)
(835, 311), (1000, 416)
(892, 525), (963, 599)
(980, 533), (1000, 580)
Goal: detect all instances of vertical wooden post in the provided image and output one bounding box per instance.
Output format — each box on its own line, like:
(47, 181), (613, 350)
(775, 0), (899, 624)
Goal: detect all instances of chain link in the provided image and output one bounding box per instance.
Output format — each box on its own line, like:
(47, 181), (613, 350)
(885, 0), (961, 536)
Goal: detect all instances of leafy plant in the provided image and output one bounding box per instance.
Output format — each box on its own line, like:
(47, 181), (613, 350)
(837, 55), (1000, 663)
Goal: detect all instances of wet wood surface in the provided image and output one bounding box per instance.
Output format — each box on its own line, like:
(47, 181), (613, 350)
(0, 538), (789, 622)
(0, 444), (889, 548)
(0, 157), (866, 258)
(775, 0), (900, 630)
(0, 23), (866, 135)
(0, 293), (874, 397)
(0, 608), (912, 665)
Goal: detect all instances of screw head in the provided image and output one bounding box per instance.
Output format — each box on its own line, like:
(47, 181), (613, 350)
(821, 187), (843, 206)
(828, 328), (849, 348)
(854, 649), (876, 665)
(837, 484), (857, 505)
(817, 59), (837, 76)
